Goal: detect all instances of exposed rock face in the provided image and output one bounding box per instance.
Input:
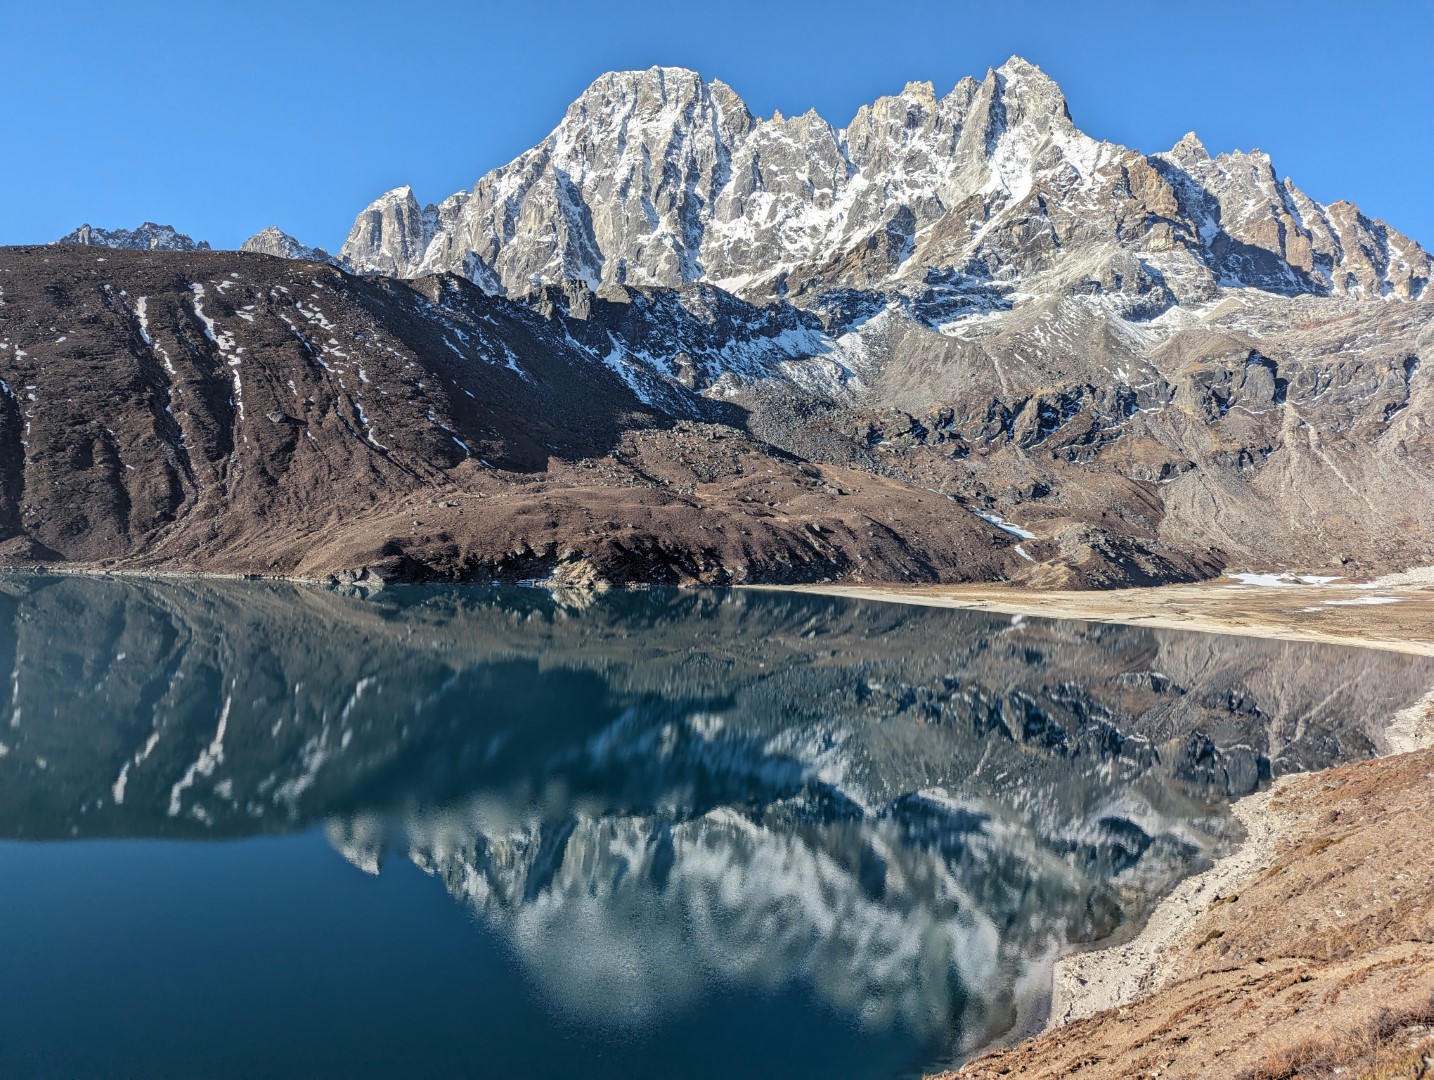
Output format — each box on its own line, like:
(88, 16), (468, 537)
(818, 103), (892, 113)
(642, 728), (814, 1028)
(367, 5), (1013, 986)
(338, 59), (1430, 305)
(55, 222), (210, 252)
(339, 185), (436, 276)
(239, 226), (333, 264)
(1154, 134), (1431, 300)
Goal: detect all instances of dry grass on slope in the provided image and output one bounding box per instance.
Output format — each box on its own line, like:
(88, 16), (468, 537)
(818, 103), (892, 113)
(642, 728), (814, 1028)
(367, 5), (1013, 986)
(944, 748), (1434, 1079)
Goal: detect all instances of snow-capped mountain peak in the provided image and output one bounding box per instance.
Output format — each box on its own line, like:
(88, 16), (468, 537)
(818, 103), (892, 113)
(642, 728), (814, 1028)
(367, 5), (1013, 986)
(239, 225), (334, 264)
(333, 58), (1428, 306)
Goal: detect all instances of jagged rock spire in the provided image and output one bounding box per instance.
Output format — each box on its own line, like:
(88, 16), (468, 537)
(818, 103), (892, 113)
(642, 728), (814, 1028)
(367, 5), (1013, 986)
(332, 60), (1428, 303)
(241, 226), (333, 263)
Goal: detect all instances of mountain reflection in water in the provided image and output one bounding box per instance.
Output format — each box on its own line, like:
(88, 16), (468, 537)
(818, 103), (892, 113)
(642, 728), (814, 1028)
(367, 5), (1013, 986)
(0, 576), (1428, 1079)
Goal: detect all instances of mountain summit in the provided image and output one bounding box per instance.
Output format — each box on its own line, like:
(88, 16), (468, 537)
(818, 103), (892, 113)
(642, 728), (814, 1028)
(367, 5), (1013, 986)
(338, 59), (1430, 304)
(239, 226), (333, 264)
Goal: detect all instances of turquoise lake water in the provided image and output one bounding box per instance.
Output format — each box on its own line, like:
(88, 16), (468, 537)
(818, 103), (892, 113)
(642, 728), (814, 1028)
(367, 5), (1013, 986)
(0, 576), (1427, 1078)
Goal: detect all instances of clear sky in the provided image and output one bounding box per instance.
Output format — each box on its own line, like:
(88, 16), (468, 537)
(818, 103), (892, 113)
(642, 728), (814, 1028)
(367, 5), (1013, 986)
(5, 0), (1432, 252)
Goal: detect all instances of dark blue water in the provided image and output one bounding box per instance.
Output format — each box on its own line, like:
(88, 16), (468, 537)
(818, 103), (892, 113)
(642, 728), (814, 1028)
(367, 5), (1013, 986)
(0, 577), (1427, 1078)
(1, 834), (921, 1078)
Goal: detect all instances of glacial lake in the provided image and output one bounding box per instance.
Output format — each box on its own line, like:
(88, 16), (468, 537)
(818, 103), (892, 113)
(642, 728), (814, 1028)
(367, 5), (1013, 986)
(0, 576), (1429, 1078)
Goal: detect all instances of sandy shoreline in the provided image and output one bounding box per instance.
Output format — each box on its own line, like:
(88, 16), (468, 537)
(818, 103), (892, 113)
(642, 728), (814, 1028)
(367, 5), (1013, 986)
(14, 569), (1434, 661)
(1043, 673), (1434, 1030)
(1385, 685), (1434, 754)
(755, 579), (1434, 657)
(949, 746), (1434, 1078)
(1043, 658), (1434, 1040)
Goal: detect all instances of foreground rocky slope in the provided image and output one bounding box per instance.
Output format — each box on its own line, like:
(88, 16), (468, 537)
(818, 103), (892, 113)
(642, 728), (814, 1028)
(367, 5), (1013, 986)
(6, 58), (1432, 584)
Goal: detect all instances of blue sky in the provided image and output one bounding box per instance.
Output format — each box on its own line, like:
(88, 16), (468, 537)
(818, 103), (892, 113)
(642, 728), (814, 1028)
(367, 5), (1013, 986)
(5, 0), (1432, 251)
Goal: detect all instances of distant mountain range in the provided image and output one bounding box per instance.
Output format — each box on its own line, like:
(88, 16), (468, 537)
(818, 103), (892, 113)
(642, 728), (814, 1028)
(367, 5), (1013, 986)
(338, 60), (1429, 302)
(63, 59), (1431, 303)
(15, 58), (1433, 585)
(56, 222), (211, 252)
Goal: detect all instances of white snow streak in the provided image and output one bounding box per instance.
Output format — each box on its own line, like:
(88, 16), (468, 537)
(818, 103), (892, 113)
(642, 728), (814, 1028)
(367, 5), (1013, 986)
(167, 693), (232, 818)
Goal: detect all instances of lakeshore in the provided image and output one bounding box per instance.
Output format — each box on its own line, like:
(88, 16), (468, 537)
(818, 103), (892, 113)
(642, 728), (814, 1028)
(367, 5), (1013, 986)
(756, 576), (1434, 660)
(947, 744), (1434, 1078)
(771, 577), (1434, 1078)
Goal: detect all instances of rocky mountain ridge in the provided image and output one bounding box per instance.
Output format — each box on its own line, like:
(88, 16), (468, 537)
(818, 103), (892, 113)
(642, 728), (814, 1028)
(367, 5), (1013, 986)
(337, 59), (1429, 305)
(239, 225), (334, 264)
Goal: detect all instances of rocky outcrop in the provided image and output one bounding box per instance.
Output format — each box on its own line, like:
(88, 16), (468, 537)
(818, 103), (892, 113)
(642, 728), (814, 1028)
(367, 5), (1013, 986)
(1155, 134), (1431, 300)
(339, 185), (436, 277)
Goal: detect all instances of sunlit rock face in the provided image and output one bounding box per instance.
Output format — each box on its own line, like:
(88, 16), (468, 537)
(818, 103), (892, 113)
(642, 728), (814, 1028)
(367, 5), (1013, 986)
(239, 226), (334, 265)
(339, 60), (1430, 305)
(1, 576), (1429, 1056)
